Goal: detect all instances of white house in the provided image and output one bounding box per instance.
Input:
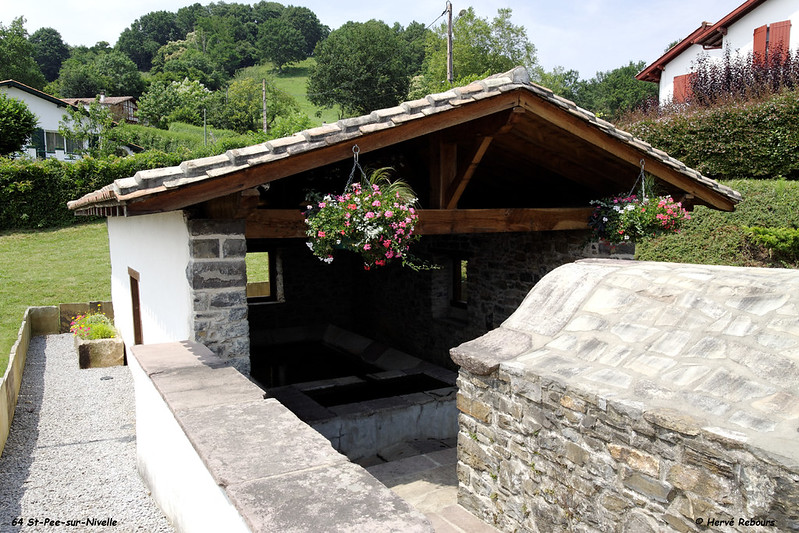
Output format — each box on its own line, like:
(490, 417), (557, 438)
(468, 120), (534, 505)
(0, 79), (86, 160)
(637, 0), (799, 103)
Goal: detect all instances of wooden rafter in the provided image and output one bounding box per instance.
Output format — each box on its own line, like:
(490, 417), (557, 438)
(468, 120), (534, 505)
(244, 207), (591, 239)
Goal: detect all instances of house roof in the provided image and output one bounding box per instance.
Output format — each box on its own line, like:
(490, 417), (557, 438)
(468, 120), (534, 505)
(68, 67), (741, 219)
(0, 79), (80, 110)
(62, 96), (137, 106)
(637, 0), (768, 83)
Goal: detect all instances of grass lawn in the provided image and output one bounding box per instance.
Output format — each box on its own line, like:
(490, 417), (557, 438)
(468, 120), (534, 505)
(0, 221), (111, 374)
(237, 59), (342, 126)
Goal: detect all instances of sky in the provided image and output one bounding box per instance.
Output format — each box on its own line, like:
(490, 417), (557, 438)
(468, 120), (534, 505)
(2, 0), (742, 79)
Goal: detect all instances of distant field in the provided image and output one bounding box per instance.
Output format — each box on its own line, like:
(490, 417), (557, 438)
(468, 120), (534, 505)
(237, 59), (342, 126)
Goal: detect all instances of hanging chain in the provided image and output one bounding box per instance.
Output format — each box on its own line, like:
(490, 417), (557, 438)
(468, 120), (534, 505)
(627, 159), (648, 199)
(345, 144), (366, 191)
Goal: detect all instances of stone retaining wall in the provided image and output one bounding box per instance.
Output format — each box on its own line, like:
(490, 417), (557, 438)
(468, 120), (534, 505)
(456, 368), (797, 532)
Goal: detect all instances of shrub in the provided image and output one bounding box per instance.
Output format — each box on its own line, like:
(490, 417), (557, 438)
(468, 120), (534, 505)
(70, 311), (116, 340)
(623, 89), (799, 179)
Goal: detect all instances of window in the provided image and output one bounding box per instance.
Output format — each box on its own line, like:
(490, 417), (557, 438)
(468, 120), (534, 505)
(44, 131), (65, 152)
(754, 20), (792, 63)
(65, 137), (83, 154)
(246, 251), (277, 302)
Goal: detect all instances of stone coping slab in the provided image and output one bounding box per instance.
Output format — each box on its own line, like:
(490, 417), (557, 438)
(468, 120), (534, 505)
(131, 341), (432, 532)
(451, 259), (799, 468)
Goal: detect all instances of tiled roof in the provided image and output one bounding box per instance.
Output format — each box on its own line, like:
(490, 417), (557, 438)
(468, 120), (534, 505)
(68, 67), (742, 213)
(62, 96), (136, 106)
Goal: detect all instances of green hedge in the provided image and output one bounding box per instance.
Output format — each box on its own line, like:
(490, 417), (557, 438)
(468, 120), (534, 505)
(0, 151), (187, 229)
(636, 179), (799, 267)
(624, 90), (799, 179)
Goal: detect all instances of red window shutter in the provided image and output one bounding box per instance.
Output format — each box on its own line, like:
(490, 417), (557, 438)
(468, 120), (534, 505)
(673, 73), (692, 103)
(769, 20), (792, 59)
(754, 24), (768, 63)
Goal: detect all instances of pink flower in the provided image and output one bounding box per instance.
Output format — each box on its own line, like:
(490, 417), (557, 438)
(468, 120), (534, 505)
(364, 243), (372, 250)
(385, 210), (393, 217)
(318, 201), (327, 208)
(372, 200), (381, 207)
(365, 212), (375, 219)
(318, 231), (326, 238)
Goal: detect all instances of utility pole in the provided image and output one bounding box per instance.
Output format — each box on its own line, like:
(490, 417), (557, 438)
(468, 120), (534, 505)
(268, 79), (274, 134)
(446, 1), (454, 85)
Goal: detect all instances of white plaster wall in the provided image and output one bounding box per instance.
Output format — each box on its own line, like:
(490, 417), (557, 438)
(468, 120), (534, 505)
(659, 0), (799, 103)
(128, 353), (250, 533)
(107, 212), (193, 348)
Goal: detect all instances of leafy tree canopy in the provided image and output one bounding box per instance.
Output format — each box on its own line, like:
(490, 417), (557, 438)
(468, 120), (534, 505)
(209, 76), (299, 133)
(0, 18), (46, 89)
(29, 27), (70, 83)
(258, 6), (328, 71)
(116, 10), (181, 71)
(58, 98), (120, 157)
(137, 78), (212, 129)
(307, 20), (419, 117)
(415, 7), (536, 97)
(47, 49), (144, 98)
(572, 60), (658, 120)
(0, 93), (38, 155)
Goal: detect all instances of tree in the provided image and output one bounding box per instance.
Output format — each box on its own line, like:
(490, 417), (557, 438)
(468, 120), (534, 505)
(0, 93), (38, 155)
(58, 98), (118, 157)
(151, 33), (226, 90)
(48, 49), (144, 97)
(0, 18), (46, 89)
(29, 27), (71, 82)
(416, 8), (536, 96)
(308, 20), (415, 117)
(258, 18), (307, 71)
(209, 77), (299, 133)
(573, 61), (658, 120)
(116, 10), (181, 71)
(532, 66), (581, 101)
(257, 6), (328, 71)
(137, 78), (212, 129)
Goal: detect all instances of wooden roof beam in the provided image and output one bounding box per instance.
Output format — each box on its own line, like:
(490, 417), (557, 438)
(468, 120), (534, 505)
(244, 207), (592, 239)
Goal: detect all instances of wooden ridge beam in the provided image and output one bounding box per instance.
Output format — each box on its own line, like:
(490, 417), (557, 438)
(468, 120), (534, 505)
(244, 207), (592, 239)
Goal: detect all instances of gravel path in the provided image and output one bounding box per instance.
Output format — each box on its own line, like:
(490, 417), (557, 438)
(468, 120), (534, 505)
(0, 334), (173, 532)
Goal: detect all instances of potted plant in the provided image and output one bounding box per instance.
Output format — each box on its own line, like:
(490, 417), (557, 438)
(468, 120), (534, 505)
(70, 308), (124, 369)
(304, 167), (429, 270)
(588, 193), (691, 244)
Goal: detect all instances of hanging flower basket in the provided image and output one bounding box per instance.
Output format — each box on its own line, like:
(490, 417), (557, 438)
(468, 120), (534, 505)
(588, 193), (691, 244)
(304, 167), (425, 270)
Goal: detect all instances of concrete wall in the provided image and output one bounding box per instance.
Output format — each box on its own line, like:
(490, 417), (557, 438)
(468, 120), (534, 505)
(1, 307), (59, 458)
(659, 0), (799, 102)
(107, 212), (193, 348)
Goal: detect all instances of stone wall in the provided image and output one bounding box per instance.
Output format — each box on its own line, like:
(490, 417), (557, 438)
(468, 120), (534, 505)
(187, 219), (250, 372)
(354, 231), (589, 368)
(249, 231), (588, 369)
(456, 368), (797, 532)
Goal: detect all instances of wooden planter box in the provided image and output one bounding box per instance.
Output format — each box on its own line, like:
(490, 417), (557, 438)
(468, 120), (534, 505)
(75, 336), (125, 369)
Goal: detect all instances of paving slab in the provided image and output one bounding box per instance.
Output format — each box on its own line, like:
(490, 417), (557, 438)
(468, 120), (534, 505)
(227, 461), (431, 533)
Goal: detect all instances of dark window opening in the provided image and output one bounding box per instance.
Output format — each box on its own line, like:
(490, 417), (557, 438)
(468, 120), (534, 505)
(451, 258), (468, 308)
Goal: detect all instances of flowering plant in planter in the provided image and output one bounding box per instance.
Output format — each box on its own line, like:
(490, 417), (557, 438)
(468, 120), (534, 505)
(70, 311), (117, 340)
(304, 167), (424, 269)
(588, 193), (691, 244)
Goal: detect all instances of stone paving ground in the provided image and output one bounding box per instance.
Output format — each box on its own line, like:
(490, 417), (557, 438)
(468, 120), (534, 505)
(2, 335), (498, 532)
(362, 440), (502, 533)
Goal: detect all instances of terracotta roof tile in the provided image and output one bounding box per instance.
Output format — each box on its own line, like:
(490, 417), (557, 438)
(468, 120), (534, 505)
(68, 66), (743, 213)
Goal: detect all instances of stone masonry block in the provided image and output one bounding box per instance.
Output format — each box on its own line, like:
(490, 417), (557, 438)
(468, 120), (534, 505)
(191, 239), (220, 259)
(189, 219), (246, 237)
(622, 471), (675, 503)
(607, 444), (659, 477)
(188, 260), (247, 289)
(223, 238), (247, 258)
(456, 394), (491, 423)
